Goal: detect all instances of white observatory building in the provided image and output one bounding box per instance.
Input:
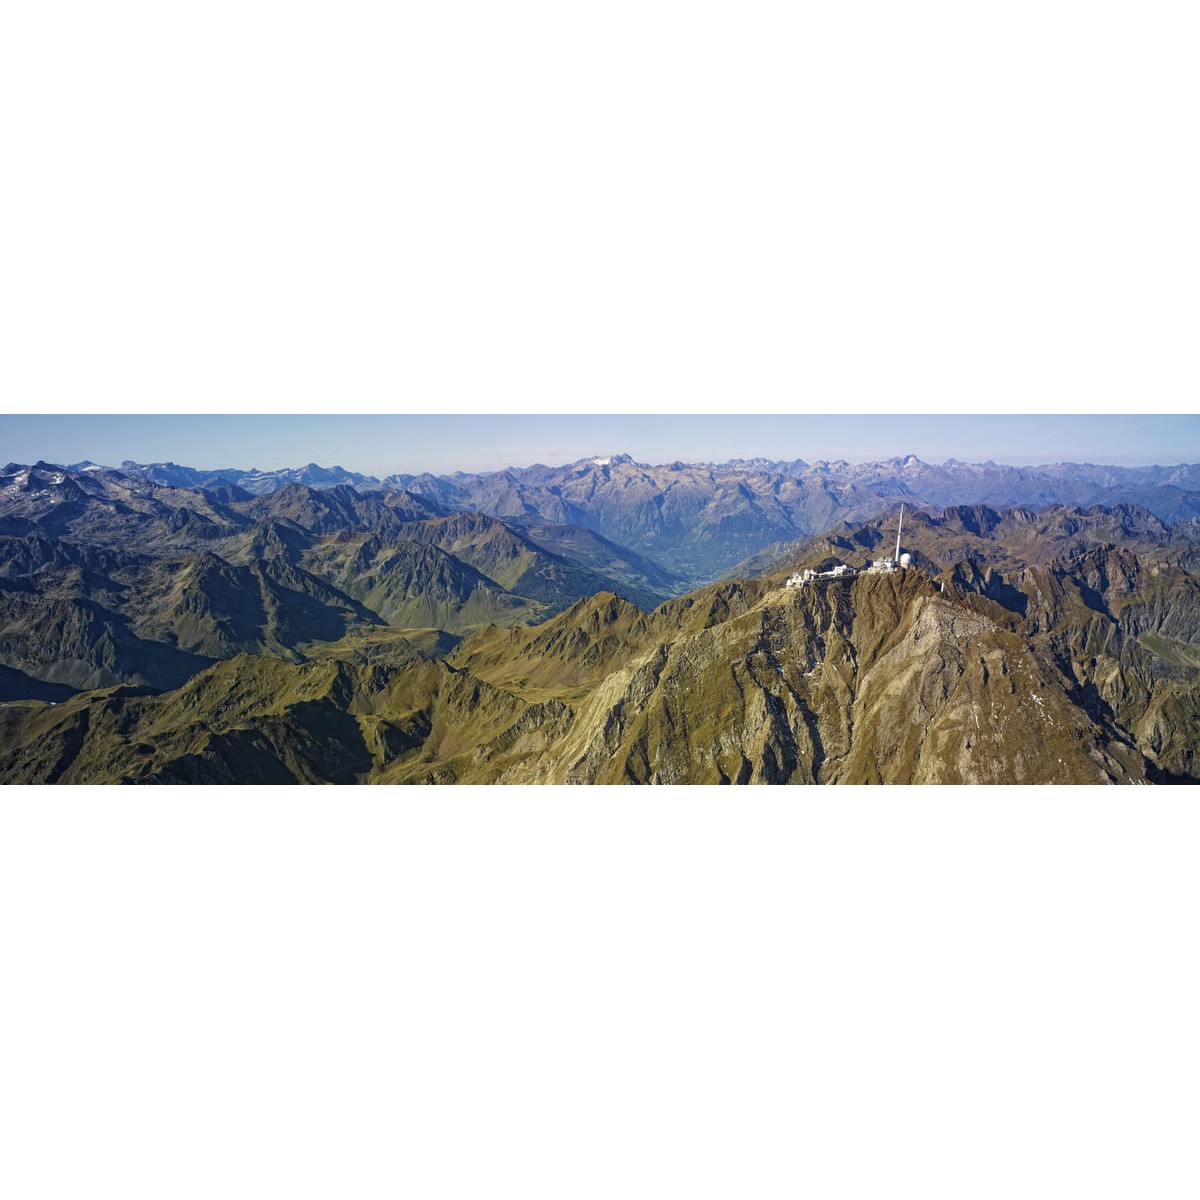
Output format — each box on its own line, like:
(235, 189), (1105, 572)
(784, 505), (912, 589)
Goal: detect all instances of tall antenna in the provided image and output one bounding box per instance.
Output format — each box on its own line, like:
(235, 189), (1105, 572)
(894, 503), (904, 562)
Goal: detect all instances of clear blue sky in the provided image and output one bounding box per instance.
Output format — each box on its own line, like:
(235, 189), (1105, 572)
(2, 414), (1196, 475)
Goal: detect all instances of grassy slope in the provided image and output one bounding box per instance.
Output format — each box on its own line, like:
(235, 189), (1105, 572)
(0, 576), (1147, 785)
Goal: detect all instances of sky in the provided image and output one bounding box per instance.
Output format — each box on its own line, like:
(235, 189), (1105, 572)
(2, 414), (1197, 476)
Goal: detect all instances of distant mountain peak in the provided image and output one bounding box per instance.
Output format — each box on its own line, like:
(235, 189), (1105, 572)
(587, 453), (634, 467)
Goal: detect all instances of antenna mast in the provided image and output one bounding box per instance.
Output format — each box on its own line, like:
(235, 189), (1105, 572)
(894, 503), (904, 562)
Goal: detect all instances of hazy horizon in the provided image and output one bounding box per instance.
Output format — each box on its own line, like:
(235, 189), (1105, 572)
(3, 414), (1197, 476)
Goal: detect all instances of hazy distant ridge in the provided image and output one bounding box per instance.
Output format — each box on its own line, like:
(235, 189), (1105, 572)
(33, 453), (1200, 582)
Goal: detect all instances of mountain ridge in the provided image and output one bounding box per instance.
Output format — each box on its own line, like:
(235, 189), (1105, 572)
(0, 570), (1151, 785)
(0, 464), (684, 696)
(2, 454), (1197, 785)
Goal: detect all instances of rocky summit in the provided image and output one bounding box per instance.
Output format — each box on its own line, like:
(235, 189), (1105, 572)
(0, 456), (1197, 785)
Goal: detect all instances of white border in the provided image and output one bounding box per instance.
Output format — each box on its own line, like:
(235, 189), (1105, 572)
(3, 0), (1199, 1192)
(4, 787), (1200, 1198)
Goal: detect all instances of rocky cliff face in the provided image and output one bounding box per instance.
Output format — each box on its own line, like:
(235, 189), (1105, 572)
(451, 575), (1143, 785)
(0, 573), (1147, 785)
(748, 505), (1200, 782)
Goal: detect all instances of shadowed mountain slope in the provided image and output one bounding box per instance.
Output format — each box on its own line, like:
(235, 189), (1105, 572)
(737, 502), (1199, 577)
(0, 467), (684, 693)
(0, 573), (1149, 784)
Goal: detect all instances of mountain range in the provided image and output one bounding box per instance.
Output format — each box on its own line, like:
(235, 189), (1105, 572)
(67, 453), (1200, 582)
(1, 453), (1198, 785)
(0, 462), (680, 693)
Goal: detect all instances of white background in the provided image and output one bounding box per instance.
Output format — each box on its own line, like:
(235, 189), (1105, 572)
(2, 0), (1200, 1196)
(4, 791), (1200, 1198)
(3, 1), (1198, 411)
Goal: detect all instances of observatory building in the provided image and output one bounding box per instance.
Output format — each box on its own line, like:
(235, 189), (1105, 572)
(785, 563), (855, 588)
(784, 505), (911, 589)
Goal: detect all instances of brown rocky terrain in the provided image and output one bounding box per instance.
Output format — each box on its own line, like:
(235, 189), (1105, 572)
(0, 573), (1148, 784)
(745, 504), (1200, 782)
